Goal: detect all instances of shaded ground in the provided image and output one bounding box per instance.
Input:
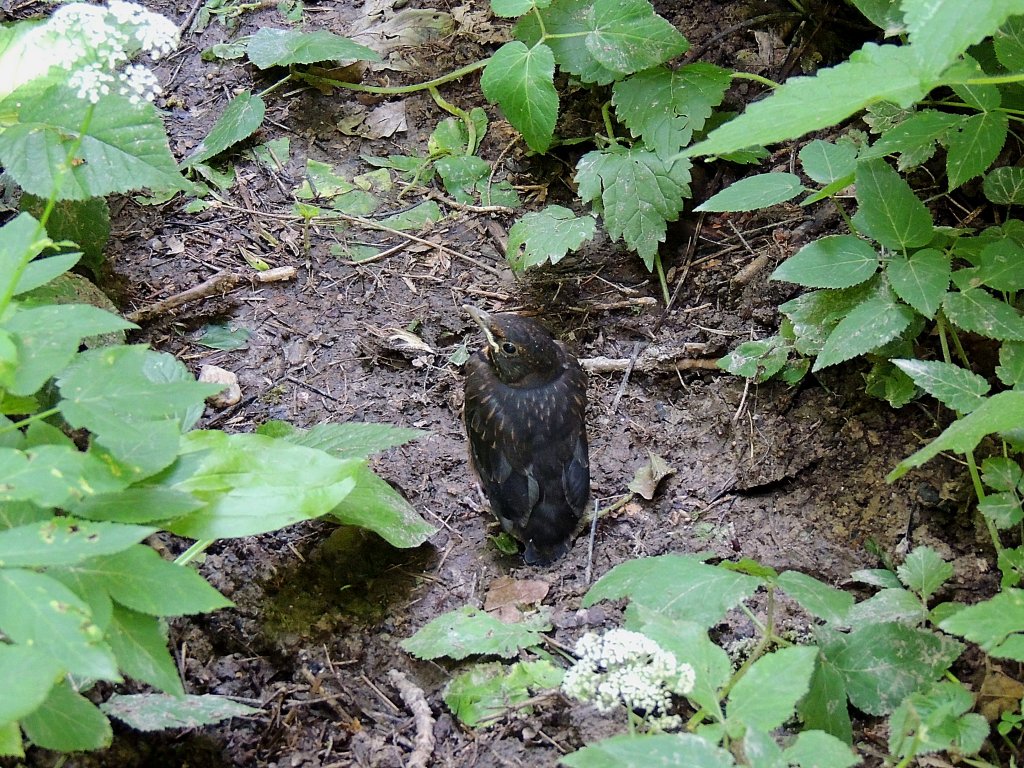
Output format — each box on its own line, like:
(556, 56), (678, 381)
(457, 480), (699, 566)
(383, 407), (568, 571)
(20, 0), (1001, 765)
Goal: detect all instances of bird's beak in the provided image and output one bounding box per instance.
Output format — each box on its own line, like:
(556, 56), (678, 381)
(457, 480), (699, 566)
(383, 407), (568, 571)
(463, 304), (501, 354)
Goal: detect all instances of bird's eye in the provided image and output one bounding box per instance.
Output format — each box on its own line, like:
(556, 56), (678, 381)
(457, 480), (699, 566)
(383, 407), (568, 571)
(501, 342), (518, 355)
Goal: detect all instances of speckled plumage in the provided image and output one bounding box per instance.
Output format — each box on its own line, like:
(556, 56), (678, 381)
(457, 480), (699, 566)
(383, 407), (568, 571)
(462, 306), (589, 565)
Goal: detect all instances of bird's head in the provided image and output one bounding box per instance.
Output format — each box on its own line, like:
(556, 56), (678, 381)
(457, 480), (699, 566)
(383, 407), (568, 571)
(463, 305), (564, 387)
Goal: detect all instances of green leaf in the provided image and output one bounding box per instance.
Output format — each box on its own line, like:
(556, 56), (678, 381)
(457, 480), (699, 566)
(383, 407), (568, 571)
(892, 359), (990, 413)
(182, 91), (266, 168)
(782, 730), (860, 768)
(995, 15), (1024, 69)
(864, 110), (961, 171)
(20, 195), (109, 275)
(106, 604), (184, 695)
(946, 111), (1008, 190)
(727, 646), (817, 731)
(847, 588), (928, 625)
(284, 422), (424, 459)
(435, 155), (490, 204)
(583, 555), (761, 626)
(576, 148), (691, 269)
(823, 622), (962, 715)
(984, 166), (1024, 205)
(13, 253), (81, 296)
(101, 693), (260, 730)
(0, 518), (153, 567)
(940, 588), (1024, 659)
(979, 492), (1024, 529)
(197, 322), (250, 350)
(998, 341), (1024, 388)
(80, 544), (231, 616)
(70, 487), (204, 524)
(851, 159), (933, 250)
(890, 391), (1024, 479)
(717, 336), (790, 383)
(586, 0), (687, 75)
(886, 248), (950, 318)
(492, 0), (535, 17)
(164, 431), (360, 539)
(798, 656), (852, 744)
(777, 570), (854, 625)
(982, 456), (1023, 492)
(612, 64), (731, 158)
(0, 87), (189, 200)
(889, 681), (987, 759)
(0, 444), (123, 508)
(0, 213), (45, 299)
(401, 605), (550, 660)
(771, 234), (878, 289)
(904, 0), (1024, 75)
(562, 733), (736, 768)
(799, 139), (858, 184)
(897, 544), (950, 606)
(813, 282), (916, 371)
(686, 44), (936, 159)
(943, 287), (1024, 341)
(782, 280), (881, 356)
(20, 679), (112, 752)
(328, 463), (435, 548)
(0, 568), (118, 678)
(0, 644), (62, 724)
(246, 28), (380, 68)
(443, 660), (561, 727)
(506, 205), (597, 270)
(696, 173), (804, 212)
(515, 0), (620, 85)
(4, 304), (134, 396)
(481, 41), (558, 153)
(972, 239), (1024, 291)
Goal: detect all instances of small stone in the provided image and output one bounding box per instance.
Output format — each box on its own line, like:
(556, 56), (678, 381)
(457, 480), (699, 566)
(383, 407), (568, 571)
(199, 364), (241, 407)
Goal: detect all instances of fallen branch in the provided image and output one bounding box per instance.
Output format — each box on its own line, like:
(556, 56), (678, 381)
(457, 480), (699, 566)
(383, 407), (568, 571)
(387, 670), (435, 768)
(125, 266), (296, 323)
(580, 343), (714, 374)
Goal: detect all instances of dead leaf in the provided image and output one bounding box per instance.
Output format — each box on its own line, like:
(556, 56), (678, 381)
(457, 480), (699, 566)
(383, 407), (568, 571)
(361, 101), (407, 139)
(978, 668), (1024, 721)
(484, 576), (550, 612)
(627, 451), (676, 500)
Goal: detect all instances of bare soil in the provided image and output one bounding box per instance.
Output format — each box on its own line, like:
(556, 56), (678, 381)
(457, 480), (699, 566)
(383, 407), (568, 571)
(15, 0), (1003, 765)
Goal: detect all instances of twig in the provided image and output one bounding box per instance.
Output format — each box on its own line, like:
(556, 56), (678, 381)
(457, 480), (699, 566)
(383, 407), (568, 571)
(125, 266), (296, 323)
(426, 189), (516, 215)
(580, 343), (710, 374)
(610, 342), (641, 414)
(585, 499), (599, 584)
(387, 670), (435, 768)
(654, 212), (704, 334)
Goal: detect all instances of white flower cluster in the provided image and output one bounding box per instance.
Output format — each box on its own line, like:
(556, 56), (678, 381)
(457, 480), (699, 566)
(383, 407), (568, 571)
(4, 1), (179, 104)
(561, 628), (695, 729)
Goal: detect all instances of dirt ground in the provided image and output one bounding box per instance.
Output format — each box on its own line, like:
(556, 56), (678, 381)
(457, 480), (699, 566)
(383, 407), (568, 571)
(18, 0), (1004, 765)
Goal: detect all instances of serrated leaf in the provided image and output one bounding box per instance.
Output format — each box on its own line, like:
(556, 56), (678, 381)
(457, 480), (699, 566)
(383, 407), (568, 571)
(849, 568), (902, 588)
(443, 660), (561, 727)
(696, 173), (804, 212)
(246, 28), (379, 68)
(481, 41), (557, 153)
(771, 234), (878, 288)
(939, 588), (1024, 660)
(998, 341), (1024, 388)
(492, 0), (534, 17)
(984, 166), (1024, 205)
(865, 359), (918, 407)
(946, 111), (1008, 190)
(994, 15), (1024, 69)
(0, 212), (45, 300)
(904, 0), (1024, 75)
(107, 604), (184, 695)
(401, 605), (549, 659)
(182, 91), (266, 168)
(777, 570), (854, 625)
(781, 279), (880, 356)
(0, 568), (118, 678)
(576, 148), (691, 269)
(101, 693), (260, 731)
(799, 139), (858, 185)
(727, 646), (818, 731)
(717, 336), (790, 382)
(892, 358), (989, 413)
(886, 248), (950, 318)
(978, 492), (1024, 529)
(583, 555), (761, 626)
(972, 239), (1024, 291)
(863, 110), (961, 171)
(70, 486), (204, 524)
(4, 304), (134, 396)
(14, 252), (80, 296)
(515, 0), (619, 85)
(164, 431), (359, 539)
(813, 283), (915, 371)
(686, 44), (936, 159)
(981, 456), (1023, 492)
(562, 733), (736, 768)
(327, 463), (435, 548)
(612, 64), (731, 158)
(888, 391), (1024, 479)
(851, 159), (933, 250)
(285, 422), (424, 459)
(889, 680), (984, 759)
(435, 155), (490, 203)
(20, 680), (111, 751)
(0, 644), (61, 725)
(943, 287), (1024, 341)
(823, 622), (962, 715)
(782, 730), (860, 768)
(0, 518), (153, 567)
(20, 194), (109, 274)
(0, 87), (188, 200)
(586, 0), (687, 75)
(506, 205), (596, 270)
(847, 588), (928, 625)
(79, 545), (231, 616)
(798, 654), (852, 743)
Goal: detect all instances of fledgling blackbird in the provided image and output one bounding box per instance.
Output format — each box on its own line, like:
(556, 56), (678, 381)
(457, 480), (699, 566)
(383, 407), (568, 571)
(462, 305), (589, 564)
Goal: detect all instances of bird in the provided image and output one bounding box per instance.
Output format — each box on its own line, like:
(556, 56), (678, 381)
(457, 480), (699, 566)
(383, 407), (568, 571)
(462, 305), (589, 565)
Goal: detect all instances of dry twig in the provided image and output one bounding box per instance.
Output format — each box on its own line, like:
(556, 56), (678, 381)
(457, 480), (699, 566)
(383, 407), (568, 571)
(126, 267), (296, 323)
(387, 670), (435, 768)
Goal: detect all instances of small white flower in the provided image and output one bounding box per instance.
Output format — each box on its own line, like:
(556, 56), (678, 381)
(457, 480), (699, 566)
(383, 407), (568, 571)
(118, 63), (160, 103)
(68, 62), (113, 103)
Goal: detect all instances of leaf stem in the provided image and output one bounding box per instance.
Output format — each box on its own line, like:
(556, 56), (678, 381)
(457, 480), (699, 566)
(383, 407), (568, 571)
(292, 58), (489, 96)
(0, 407), (61, 435)
(257, 73), (293, 99)
(175, 539), (214, 565)
(730, 72), (782, 89)
(654, 253), (671, 305)
(428, 86), (478, 155)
